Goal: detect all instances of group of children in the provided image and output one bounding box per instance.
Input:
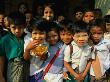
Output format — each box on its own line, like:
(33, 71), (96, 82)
(0, 2), (110, 82)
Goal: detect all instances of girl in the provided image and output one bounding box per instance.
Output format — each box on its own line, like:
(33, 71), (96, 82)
(104, 15), (110, 40)
(42, 3), (56, 22)
(83, 9), (95, 24)
(42, 23), (64, 82)
(24, 20), (49, 82)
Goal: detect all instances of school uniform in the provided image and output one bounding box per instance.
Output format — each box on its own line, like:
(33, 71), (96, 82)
(43, 42), (67, 82)
(0, 32), (29, 82)
(104, 32), (110, 41)
(90, 38), (110, 82)
(24, 34), (49, 82)
(64, 41), (95, 82)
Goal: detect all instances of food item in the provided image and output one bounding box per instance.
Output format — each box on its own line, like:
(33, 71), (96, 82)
(32, 45), (48, 57)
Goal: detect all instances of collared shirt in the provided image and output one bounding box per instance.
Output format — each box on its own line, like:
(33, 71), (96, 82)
(90, 38), (110, 76)
(0, 32), (24, 60)
(64, 41), (95, 73)
(43, 42), (67, 74)
(104, 32), (110, 41)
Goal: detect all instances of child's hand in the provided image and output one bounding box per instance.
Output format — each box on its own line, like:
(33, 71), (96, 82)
(80, 73), (85, 81)
(74, 73), (81, 81)
(25, 40), (38, 51)
(63, 72), (69, 79)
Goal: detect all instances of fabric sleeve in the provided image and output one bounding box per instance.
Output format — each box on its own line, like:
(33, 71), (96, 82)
(64, 45), (71, 62)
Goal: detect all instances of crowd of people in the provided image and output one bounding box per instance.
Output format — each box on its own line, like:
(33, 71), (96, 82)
(0, 2), (110, 82)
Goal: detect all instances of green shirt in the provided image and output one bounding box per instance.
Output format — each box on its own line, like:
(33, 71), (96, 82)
(0, 32), (24, 60)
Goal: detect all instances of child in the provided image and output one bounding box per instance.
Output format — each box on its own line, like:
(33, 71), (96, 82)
(0, 12), (29, 82)
(104, 15), (110, 40)
(64, 21), (95, 82)
(24, 20), (49, 82)
(42, 23), (64, 82)
(42, 3), (56, 22)
(89, 19), (110, 82)
(83, 9), (95, 24)
(59, 20), (74, 80)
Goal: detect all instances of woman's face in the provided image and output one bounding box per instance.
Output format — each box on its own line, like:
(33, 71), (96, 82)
(43, 6), (54, 21)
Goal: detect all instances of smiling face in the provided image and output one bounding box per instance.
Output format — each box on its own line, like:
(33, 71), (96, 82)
(73, 32), (89, 47)
(90, 26), (104, 44)
(31, 30), (46, 44)
(47, 30), (59, 45)
(60, 30), (73, 45)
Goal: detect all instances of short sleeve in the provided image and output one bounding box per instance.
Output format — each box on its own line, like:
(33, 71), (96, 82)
(91, 47), (96, 59)
(64, 45), (71, 62)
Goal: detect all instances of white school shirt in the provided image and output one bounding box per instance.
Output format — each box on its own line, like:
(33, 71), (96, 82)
(104, 32), (110, 41)
(64, 41), (95, 73)
(90, 38), (110, 76)
(24, 34), (49, 76)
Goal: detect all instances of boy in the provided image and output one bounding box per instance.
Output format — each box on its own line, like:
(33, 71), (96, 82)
(0, 12), (29, 82)
(64, 21), (95, 82)
(89, 19), (110, 82)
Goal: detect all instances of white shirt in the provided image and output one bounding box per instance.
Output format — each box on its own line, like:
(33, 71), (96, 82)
(90, 39), (110, 76)
(64, 41), (95, 73)
(24, 34), (48, 76)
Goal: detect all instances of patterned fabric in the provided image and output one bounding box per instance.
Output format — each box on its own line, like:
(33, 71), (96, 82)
(7, 58), (30, 82)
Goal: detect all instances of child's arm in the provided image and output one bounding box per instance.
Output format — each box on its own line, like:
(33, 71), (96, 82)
(81, 59), (92, 80)
(0, 56), (5, 82)
(23, 40), (37, 60)
(64, 61), (81, 81)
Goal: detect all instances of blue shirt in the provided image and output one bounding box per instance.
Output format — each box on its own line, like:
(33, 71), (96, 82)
(43, 42), (67, 74)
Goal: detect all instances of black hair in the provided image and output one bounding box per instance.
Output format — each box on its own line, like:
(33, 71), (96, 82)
(59, 20), (74, 33)
(104, 15), (110, 23)
(73, 21), (89, 35)
(8, 12), (26, 26)
(30, 20), (47, 33)
(18, 2), (29, 13)
(88, 18), (105, 32)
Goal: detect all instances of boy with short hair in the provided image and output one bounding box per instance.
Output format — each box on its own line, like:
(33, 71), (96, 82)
(0, 12), (29, 82)
(64, 21), (95, 82)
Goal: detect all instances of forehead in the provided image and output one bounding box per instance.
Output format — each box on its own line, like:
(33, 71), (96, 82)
(74, 32), (88, 35)
(10, 24), (24, 28)
(32, 30), (46, 33)
(90, 26), (103, 32)
(44, 7), (53, 11)
(60, 30), (71, 34)
(84, 12), (94, 15)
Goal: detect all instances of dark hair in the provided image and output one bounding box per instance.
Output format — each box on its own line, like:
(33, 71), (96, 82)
(93, 8), (102, 19)
(59, 20), (74, 33)
(8, 12), (26, 26)
(88, 18), (105, 32)
(73, 21), (89, 35)
(43, 3), (56, 20)
(104, 15), (110, 23)
(18, 2), (29, 13)
(30, 20), (47, 33)
(47, 22), (60, 33)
